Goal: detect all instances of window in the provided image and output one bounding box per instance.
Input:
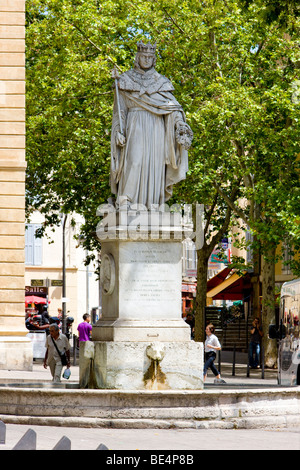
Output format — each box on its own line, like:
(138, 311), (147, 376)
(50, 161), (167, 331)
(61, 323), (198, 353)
(182, 239), (197, 275)
(25, 224), (43, 266)
(246, 230), (253, 265)
(282, 242), (292, 275)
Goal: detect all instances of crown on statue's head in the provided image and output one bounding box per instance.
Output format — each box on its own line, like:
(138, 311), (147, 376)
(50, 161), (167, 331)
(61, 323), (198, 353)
(137, 41), (156, 54)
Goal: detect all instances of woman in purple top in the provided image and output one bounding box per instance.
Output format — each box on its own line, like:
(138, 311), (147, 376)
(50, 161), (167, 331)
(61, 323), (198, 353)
(77, 314), (92, 341)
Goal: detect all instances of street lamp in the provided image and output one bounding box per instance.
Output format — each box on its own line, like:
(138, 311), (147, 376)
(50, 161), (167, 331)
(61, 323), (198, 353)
(60, 213), (68, 334)
(76, 233), (91, 316)
(76, 232), (102, 322)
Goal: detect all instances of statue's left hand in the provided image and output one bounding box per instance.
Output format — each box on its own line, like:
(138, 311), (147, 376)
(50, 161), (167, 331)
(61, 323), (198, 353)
(116, 132), (126, 147)
(175, 122), (193, 149)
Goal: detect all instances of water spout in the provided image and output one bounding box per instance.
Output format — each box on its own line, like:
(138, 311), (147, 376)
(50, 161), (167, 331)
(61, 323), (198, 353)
(144, 343), (169, 390)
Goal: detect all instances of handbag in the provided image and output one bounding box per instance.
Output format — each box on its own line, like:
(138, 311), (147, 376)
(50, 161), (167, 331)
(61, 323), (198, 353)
(51, 336), (68, 366)
(205, 351), (216, 360)
(62, 368), (71, 380)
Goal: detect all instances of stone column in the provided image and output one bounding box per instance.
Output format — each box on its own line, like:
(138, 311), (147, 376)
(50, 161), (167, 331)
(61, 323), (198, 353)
(0, 0), (33, 369)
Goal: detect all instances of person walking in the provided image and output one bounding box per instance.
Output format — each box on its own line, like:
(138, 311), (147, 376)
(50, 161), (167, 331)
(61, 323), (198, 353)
(77, 314), (92, 342)
(203, 323), (226, 384)
(43, 323), (70, 382)
(248, 317), (263, 368)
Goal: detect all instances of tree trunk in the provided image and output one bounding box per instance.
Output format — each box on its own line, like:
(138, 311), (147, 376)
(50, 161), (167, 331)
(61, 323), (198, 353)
(261, 243), (278, 368)
(194, 248), (209, 343)
(251, 235), (261, 318)
(192, 198), (234, 343)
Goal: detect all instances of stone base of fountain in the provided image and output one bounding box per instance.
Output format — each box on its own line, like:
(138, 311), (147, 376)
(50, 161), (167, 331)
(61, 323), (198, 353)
(79, 340), (203, 390)
(87, 219), (203, 390)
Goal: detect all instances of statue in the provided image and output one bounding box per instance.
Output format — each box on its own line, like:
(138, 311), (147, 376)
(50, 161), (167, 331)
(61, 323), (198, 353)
(110, 41), (193, 210)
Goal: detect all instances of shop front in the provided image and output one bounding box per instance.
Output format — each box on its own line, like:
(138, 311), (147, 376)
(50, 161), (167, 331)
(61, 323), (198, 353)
(25, 286), (49, 359)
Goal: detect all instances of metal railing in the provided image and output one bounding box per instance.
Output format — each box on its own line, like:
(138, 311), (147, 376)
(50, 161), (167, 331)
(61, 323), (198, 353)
(217, 343), (265, 379)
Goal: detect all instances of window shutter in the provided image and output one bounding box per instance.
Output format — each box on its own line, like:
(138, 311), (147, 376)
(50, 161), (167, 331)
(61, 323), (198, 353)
(34, 229), (42, 266)
(25, 224), (43, 266)
(25, 224), (34, 265)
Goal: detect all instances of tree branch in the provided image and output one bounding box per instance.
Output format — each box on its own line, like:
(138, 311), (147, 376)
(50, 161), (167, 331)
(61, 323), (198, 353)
(67, 21), (122, 72)
(208, 184), (240, 251)
(254, 40), (266, 58)
(162, 8), (185, 34)
(209, 30), (223, 79)
(213, 182), (250, 227)
(232, 140), (255, 189)
(209, 206), (231, 253)
(204, 193), (219, 236)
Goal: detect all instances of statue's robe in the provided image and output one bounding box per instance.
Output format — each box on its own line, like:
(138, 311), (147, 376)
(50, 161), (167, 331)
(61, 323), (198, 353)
(110, 67), (189, 209)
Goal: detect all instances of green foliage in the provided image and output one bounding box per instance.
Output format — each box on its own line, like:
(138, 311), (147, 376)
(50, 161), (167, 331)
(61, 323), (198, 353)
(26, 0), (140, 253)
(26, 0), (300, 263)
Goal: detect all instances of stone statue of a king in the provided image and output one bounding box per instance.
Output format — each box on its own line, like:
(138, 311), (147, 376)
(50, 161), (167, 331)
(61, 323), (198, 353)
(86, 42), (203, 390)
(110, 41), (193, 210)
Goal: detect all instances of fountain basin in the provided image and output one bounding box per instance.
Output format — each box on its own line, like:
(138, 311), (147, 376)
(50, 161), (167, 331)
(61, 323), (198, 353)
(0, 384), (299, 429)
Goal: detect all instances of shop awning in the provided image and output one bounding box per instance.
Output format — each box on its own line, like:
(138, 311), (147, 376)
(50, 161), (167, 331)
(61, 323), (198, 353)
(207, 271), (252, 301)
(25, 296), (49, 306)
(207, 267), (232, 291)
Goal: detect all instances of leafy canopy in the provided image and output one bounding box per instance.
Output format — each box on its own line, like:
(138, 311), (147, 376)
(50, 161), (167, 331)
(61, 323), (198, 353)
(26, 0), (300, 262)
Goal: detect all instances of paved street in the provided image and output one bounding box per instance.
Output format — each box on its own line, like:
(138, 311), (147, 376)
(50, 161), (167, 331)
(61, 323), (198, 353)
(2, 423), (300, 450)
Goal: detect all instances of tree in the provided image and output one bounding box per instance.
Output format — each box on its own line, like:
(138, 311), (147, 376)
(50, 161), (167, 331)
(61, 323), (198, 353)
(205, 1), (300, 365)
(26, 1), (300, 365)
(192, 191), (240, 343)
(137, 0), (300, 361)
(26, 0), (147, 257)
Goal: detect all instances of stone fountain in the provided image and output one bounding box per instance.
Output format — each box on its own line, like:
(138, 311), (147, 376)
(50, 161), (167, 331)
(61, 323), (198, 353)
(79, 41), (203, 390)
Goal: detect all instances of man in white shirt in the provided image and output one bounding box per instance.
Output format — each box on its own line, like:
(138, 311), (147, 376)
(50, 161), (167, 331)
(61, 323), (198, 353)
(43, 323), (70, 382)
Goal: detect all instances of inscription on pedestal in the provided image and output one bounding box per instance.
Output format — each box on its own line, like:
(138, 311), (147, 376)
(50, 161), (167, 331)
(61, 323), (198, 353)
(119, 242), (181, 320)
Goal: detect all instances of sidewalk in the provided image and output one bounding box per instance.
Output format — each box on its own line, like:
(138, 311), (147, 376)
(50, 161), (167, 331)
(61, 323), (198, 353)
(205, 350), (278, 387)
(1, 358), (298, 451)
(0, 353), (278, 388)
(0, 360), (80, 384)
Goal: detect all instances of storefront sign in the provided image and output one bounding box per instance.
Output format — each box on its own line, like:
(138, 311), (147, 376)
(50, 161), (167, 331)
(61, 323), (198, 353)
(51, 280), (63, 287)
(186, 269), (197, 277)
(25, 286), (48, 295)
(182, 284), (196, 293)
(31, 279), (44, 287)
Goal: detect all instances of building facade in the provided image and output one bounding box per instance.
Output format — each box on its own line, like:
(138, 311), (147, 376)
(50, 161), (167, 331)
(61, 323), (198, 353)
(0, 1), (32, 369)
(25, 212), (101, 331)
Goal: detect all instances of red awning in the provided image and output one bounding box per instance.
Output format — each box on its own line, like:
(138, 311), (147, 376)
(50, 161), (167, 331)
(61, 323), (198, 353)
(207, 267), (232, 291)
(25, 296), (49, 306)
(207, 271), (252, 301)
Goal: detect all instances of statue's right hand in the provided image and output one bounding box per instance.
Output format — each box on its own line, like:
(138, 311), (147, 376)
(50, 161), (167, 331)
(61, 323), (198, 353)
(116, 132), (126, 147)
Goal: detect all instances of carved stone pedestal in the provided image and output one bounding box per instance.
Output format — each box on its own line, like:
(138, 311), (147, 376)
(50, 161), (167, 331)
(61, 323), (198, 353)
(80, 218), (203, 390)
(79, 340), (203, 390)
(92, 235), (191, 343)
